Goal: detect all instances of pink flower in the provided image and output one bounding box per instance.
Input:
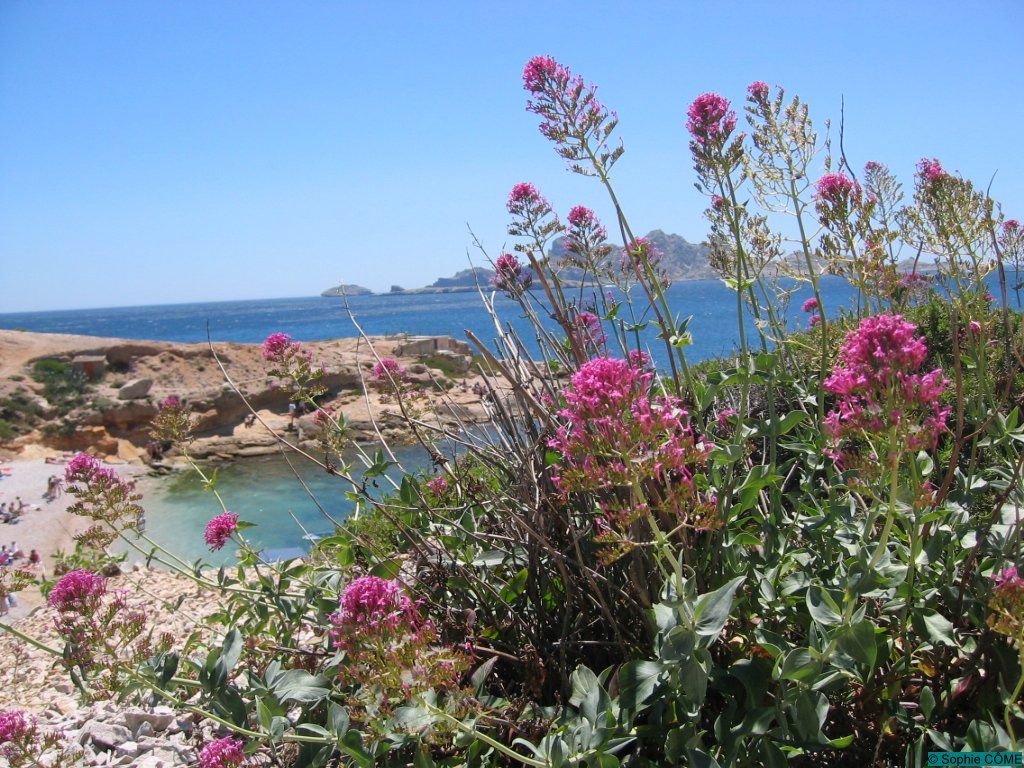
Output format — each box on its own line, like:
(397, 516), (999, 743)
(548, 356), (713, 531)
(48, 570), (107, 612)
(0, 709), (35, 743)
(995, 566), (1024, 591)
(717, 409), (737, 427)
(808, 314), (822, 328)
(159, 396), (181, 408)
(331, 576), (423, 635)
(686, 93), (736, 145)
(968, 320), (982, 335)
(65, 452), (101, 482)
(802, 297), (819, 313)
(747, 81), (769, 100)
(815, 172), (860, 205)
(426, 476), (448, 496)
(522, 55), (567, 95)
(899, 272), (929, 288)
(1004, 219), (1020, 234)
(574, 311), (607, 348)
(824, 314), (949, 460)
(917, 158), (947, 185)
(198, 736), (246, 768)
(507, 182), (542, 212)
(864, 161), (884, 174)
(492, 252), (533, 293)
(372, 358), (405, 381)
(262, 333), (294, 361)
(204, 512), (239, 552)
(567, 205), (597, 228)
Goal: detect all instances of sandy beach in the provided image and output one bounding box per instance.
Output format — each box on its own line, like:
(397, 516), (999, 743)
(0, 457), (142, 623)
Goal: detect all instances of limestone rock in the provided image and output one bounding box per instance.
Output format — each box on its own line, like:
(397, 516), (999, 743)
(117, 378), (154, 400)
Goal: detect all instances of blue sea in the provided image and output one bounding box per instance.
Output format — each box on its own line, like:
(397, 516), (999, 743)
(2, 276), (1014, 565)
(0, 278), (861, 368)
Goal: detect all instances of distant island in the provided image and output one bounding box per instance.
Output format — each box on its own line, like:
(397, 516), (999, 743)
(320, 284), (374, 297)
(321, 229), (936, 297)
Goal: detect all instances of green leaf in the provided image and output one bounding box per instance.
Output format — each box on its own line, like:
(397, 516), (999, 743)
(806, 586), (842, 627)
(780, 648), (821, 682)
(414, 746), (438, 768)
(694, 576), (745, 644)
(687, 748), (723, 768)
(470, 657), (498, 695)
(617, 660), (666, 711)
(220, 629), (243, 676)
(399, 475), (419, 506)
(327, 703), (349, 736)
(913, 610), (956, 646)
(369, 559), (402, 579)
(838, 619), (878, 672)
(920, 686), (936, 721)
(270, 669), (331, 705)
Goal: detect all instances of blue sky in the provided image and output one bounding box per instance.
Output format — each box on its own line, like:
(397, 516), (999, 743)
(1, 1), (1021, 312)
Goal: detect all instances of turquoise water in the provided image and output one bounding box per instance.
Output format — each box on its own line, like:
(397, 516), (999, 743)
(121, 446), (428, 566)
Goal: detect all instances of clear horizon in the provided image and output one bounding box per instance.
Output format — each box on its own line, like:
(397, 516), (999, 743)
(2, 1), (1022, 313)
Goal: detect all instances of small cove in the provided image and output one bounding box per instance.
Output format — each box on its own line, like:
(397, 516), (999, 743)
(120, 445), (429, 567)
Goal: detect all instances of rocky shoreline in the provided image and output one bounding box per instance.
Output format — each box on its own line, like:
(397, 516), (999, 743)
(0, 330), (491, 466)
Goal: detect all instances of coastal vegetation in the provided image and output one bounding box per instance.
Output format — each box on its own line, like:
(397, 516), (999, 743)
(3, 59), (1024, 768)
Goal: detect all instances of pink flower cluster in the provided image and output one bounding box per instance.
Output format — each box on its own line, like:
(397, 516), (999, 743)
(802, 297), (819, 313)
(372, 358), (405, 382)
(917, 158), (947, 186)
(63, 454), (145, 545)
(824, 315), (949, 463)
(686, 93), (736, 145)
(426, 476), (448, 496)
(507, 182), (543, 212)
(492, 252), (533, 294)
(48, 569), (107, 612)
(332, 576), (419, 631)
(65, 453), (117, 487)
(327, 575), (466, 714)
(746, 80), (770, 101)
(573, 311), (607, 352)
(522, 55), (568, 95)
(204, 511), (239, 552)
(621, 236), (663, 274)
(815, 172), (860, 206)
(564, 206), (610, 265)
(0, 709), (34, 745)
(151, 396), (194, 443)
(521, 55), (617, 158)
(262, 333), (294, 361)
(198, 736), (246, 768)
(548, 355), (712, 530)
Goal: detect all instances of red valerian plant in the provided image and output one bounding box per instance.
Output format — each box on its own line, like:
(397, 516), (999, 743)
(63, 453), (144, 549)
(548, 354), (714, 544)
(823, 314), (949, 469)
(328, 576), (469, 721)
(198, 736), (247, 768)
(204, 511), (239, 552)
(0, 708), (82, 768)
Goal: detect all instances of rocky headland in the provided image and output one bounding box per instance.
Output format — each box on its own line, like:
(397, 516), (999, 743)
(0, 330), (490, 465)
